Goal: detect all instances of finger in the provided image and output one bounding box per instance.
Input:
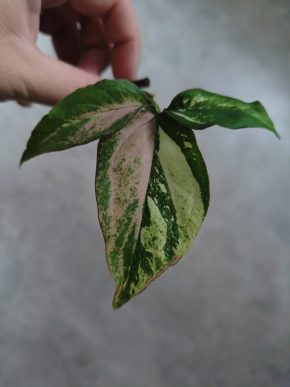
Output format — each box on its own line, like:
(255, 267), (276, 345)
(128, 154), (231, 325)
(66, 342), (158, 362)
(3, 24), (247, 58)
(40, 8), (63, 35)
(40, 5), (80, 35)
(40, 5), (81, 65)
(52, 22), (81, 65)
(17, 100), (32, 108)
(20, 45), (100, 105)
(103, 0), (141, 79)
(78, 18), (110, 74)
(69, 0), (116, 16)
(42, 0), (68, 8)
(70, 0), (141, 79)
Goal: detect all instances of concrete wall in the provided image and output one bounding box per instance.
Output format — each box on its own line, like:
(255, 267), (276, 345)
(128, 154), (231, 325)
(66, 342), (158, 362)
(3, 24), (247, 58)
(0, 1), (289, 386)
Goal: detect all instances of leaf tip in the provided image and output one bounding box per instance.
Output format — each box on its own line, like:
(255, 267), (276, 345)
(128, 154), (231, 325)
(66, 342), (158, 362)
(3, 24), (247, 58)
(19, 155), (26, 167)
(265, 121), (280, 139)
(112, 285), (130, 309)
(112, 294), (126, 309)
(252, 100), (280, 139)
(272, 127), (281, 140)
(112, 299), (123, 310)
(19, 150), (30, 166)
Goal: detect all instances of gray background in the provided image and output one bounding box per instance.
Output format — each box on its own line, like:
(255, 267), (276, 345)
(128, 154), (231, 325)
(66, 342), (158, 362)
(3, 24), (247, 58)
(0, 0), (290, 386)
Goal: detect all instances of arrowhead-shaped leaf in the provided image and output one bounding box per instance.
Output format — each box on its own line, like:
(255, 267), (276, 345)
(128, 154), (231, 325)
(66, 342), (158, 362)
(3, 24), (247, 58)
(164, 88), (279, 138)
(95, 113), (209, 308)
(20, 79), (278, 309)
(21, 80), (156, 164)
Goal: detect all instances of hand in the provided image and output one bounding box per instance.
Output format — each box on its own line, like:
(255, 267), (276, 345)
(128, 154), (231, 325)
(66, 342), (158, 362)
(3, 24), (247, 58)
(0, 0), (140, 105)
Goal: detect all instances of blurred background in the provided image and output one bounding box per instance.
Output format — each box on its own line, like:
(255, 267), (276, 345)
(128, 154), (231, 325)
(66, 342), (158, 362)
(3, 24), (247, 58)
(0, 0), (289, 386)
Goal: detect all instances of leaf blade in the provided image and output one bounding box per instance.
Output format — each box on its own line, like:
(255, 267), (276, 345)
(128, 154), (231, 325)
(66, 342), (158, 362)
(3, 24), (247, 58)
(21, 80), (156, 164)
(164, 88), (279, 138)
(95, 110), (157, 296)
(96, 113), (209, 308)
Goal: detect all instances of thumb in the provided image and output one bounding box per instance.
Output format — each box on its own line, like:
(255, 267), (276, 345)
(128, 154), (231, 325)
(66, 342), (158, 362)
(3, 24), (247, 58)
(21, 46), (100, 105)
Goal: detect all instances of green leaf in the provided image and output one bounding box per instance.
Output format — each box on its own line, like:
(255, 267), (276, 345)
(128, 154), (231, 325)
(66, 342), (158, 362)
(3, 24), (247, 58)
(95, 113), (209, 308)
(21, 80), (156, 164)
(164, 88), (279, 138)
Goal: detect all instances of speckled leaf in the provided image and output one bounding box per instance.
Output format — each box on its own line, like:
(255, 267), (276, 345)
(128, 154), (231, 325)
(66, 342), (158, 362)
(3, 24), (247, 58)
(96, 113), (209, 308)
(164, 88), (279, 138)
(21, 80), (155, 164)
(21, 79), (278, 309)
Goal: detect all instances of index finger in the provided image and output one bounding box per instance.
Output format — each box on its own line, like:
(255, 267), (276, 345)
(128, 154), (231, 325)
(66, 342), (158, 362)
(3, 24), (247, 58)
(70, 0), (141, 79)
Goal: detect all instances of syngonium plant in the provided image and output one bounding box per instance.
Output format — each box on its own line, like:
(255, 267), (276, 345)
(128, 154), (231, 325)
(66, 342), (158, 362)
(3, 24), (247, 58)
(21, 79), (279, 308)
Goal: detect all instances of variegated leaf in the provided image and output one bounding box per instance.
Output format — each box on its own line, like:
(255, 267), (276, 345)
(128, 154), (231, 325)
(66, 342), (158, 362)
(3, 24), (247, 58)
(20, 79), (278, 309)
(96, 113), (209, 308)
(21, 80), (156, 164)
(164, 88), (279, 138)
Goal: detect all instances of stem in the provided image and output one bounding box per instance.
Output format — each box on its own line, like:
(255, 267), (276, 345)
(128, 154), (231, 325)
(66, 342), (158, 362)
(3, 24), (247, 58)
(132, 78), (150, 89)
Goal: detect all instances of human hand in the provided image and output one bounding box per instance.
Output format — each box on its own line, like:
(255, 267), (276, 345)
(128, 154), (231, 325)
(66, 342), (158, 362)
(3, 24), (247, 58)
(0, 0), (140, 105)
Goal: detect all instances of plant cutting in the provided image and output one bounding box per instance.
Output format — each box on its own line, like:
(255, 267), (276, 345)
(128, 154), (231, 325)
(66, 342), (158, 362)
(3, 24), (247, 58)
(21, 79), (279, 308)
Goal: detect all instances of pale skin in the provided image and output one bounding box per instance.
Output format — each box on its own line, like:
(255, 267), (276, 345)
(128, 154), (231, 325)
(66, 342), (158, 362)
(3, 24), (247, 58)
(0, 0), (141, 105)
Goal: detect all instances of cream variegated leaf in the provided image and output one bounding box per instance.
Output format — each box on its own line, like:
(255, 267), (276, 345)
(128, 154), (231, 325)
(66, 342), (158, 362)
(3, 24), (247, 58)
(96, 111), (157, 288)
(21, 79), (279, 308)
(21, 80), (156, 164)
(96, 114), (209, 308)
